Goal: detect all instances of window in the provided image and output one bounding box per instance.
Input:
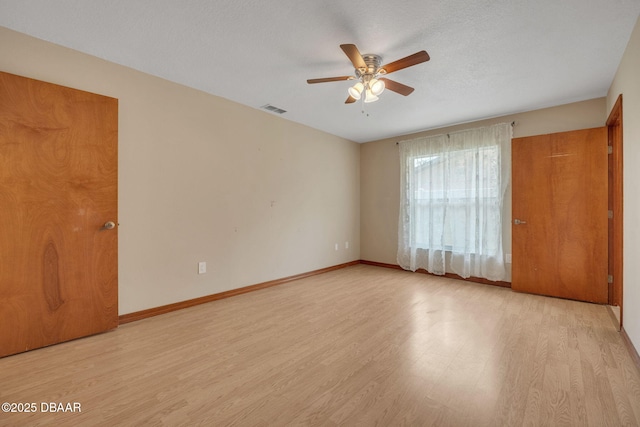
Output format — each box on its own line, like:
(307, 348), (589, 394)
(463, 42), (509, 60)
(397, 123), (511, 281)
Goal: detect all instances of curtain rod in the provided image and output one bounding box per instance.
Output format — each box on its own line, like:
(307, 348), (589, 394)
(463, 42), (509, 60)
(395, 121), (516, 145)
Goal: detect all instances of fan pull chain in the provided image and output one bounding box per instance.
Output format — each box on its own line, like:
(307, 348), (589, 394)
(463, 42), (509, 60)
(361, 98), (371, 117)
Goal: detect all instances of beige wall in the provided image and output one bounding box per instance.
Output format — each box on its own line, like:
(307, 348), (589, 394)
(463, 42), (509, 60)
(607, 15), (640, 352)
(0, 27), (361, 315)
(361, 98), (606, 281)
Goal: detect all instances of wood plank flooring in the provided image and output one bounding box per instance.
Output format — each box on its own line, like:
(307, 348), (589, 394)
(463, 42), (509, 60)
(1, 264), (639, 426)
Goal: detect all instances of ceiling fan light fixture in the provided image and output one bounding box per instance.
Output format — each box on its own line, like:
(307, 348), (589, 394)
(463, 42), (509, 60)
(369, 78), (385, 96)
(307, 44), (429, 104)
(348, 82), (364, 100)
(364, 88), (379, 103)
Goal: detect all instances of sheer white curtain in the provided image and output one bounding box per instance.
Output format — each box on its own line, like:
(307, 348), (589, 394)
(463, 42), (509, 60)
(397, 123), (511, 281)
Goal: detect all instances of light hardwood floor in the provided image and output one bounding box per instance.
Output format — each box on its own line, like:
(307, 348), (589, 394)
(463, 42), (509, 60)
(1, 264), (639, 426)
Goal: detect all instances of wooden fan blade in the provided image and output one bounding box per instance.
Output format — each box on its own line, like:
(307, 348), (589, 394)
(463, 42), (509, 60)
(340, 44), (367, 70)
(380, 51), (430, 74)
(345, 95), (357, 104)
(379, 78), (415, 96)
(307, 76), (353, 84)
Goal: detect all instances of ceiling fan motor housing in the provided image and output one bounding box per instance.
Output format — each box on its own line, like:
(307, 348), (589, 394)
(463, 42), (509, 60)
(356, 54), (383, 77)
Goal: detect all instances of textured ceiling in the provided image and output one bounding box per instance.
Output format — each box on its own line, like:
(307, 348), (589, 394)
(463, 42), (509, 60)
(1, 0), (639, 143)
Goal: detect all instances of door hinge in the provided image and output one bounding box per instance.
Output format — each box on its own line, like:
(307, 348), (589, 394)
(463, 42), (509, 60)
(608, 210), (613, 219)
(608, 275), (613, 284)
(608, 146), (613, 154)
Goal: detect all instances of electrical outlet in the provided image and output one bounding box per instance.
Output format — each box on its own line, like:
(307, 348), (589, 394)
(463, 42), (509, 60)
(198, 261), (207, 274)
(345, 241), (349, 249)
(335, 243), (339, 251)
(506, 254), (512, 264)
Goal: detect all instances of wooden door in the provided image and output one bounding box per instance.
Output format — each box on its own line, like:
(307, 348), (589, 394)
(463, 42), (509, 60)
(0, 72), (118, 358)
(607, 95), (623, 325)
(512, 127), (608, 303)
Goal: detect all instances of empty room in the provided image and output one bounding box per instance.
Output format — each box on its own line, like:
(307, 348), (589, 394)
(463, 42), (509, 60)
(1, 1), (640, 425)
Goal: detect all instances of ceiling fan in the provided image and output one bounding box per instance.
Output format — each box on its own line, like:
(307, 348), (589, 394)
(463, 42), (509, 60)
(307, 44), (430, 104)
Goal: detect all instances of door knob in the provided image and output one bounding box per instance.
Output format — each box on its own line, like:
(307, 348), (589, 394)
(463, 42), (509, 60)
(101, 221), (116, 230)
(514, 219), (527, 225)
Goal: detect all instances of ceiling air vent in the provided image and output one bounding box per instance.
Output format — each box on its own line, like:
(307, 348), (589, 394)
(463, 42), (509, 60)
(260, 104), (287, 114)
